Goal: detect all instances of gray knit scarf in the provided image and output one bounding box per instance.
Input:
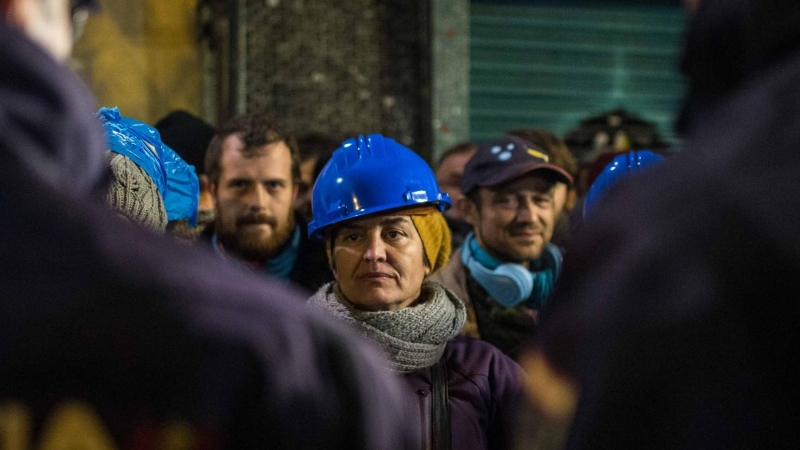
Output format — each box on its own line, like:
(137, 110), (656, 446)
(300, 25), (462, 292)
(309, 281), (467, 373)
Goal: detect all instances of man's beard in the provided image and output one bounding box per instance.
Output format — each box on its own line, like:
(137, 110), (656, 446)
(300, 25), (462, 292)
(217, 212), (296, 262)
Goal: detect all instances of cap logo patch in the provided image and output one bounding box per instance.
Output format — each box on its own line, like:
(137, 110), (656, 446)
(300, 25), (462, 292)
(527, 148), (549, 162)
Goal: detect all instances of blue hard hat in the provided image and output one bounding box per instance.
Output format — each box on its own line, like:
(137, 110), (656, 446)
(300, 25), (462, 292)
(583, 150), (665, 218)
(307, 134), (451, 239)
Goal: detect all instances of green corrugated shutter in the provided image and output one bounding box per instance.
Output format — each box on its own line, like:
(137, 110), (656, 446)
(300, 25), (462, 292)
(469, 2), (686, 143)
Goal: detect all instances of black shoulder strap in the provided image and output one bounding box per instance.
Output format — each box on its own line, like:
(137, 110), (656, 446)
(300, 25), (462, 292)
(431, 355), (451, 450)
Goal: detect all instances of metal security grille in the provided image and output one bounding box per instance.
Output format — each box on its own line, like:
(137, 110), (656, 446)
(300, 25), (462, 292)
(240, 0), (429, 154)
(470, 3), (686, 144)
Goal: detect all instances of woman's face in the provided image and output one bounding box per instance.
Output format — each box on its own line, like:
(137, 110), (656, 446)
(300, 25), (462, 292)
(330, 214), (429, 312)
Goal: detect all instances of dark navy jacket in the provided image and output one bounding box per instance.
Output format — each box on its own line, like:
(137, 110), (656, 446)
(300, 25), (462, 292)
(1, 22), (408, 450)
(539, 1), (800, 448)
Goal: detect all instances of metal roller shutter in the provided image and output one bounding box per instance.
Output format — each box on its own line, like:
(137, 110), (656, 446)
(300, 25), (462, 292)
(470, 1), (686, 144)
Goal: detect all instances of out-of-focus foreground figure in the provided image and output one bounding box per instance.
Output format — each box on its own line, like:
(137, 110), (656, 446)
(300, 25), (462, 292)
(0, 0), (91, 61)
(530, 0), (800, 448)
(0, 3), (410, 449)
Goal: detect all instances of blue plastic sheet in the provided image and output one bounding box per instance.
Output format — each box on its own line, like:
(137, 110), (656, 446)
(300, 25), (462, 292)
(98, 107), (199, 226)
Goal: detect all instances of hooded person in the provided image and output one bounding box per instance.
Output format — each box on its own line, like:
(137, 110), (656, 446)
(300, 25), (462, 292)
(0, 1), (107, 197)
(307, 134), (523, 450)
(1, 17), (412, 450)
(530, 0), (800, 448)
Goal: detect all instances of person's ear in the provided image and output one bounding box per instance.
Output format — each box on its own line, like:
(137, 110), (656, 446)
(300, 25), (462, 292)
(566, 187), (578, 211)
(199, 175), (215, 210)
(459, 196), (480, 227)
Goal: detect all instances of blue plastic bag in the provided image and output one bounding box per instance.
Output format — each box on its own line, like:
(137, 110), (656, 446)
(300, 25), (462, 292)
(98, 107), (200, 226)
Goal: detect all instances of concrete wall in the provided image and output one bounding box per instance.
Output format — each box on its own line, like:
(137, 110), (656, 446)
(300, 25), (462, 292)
(71, 0), (204, 125)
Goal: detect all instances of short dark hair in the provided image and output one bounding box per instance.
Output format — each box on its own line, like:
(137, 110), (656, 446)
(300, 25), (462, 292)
(205, 113), (300, 186)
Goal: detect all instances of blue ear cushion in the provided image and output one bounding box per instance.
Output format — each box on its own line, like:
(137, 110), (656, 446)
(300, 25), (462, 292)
(460, 233), (569, 307)
(461, 239), (535, 307)
(465, 260), (530, 307)
(493, 264), (534, 306)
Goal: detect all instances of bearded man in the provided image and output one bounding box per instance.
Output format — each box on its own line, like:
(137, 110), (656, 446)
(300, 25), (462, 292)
(1, 3), (407, 448)
(202, 113), (332, 293)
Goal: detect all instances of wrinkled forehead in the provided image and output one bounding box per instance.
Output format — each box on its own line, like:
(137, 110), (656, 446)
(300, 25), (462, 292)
(336, 214), (415, 232)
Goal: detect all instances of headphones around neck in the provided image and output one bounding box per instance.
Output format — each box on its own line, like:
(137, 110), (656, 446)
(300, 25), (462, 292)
(460, 233), (561, 308)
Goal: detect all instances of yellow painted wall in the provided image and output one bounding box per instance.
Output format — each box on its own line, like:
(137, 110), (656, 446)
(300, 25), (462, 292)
(71, 0), (204, 126)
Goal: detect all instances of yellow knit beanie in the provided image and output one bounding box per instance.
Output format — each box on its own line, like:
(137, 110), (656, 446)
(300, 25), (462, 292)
(410, 209), (451, 275)
(324, 207), (451, 275)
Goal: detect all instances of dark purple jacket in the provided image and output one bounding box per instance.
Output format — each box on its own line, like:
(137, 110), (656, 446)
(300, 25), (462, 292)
(403, 335), (522, 450)
(1, 22), (409, 450)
